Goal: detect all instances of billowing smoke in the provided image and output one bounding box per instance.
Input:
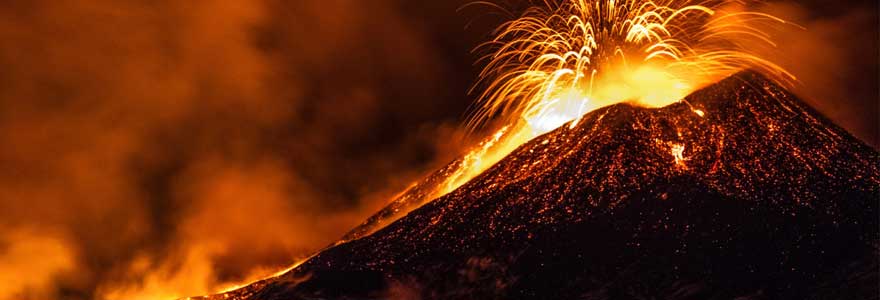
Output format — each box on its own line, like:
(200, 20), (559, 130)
(0, 1), (472, 299)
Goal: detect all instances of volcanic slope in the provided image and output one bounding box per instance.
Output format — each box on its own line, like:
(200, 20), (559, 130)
(205, 71), (880, 300)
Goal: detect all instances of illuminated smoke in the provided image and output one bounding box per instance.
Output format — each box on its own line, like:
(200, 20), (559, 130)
(0, 1), (460, 299)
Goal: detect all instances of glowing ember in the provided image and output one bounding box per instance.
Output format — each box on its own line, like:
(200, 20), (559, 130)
(670, 143), (688, 168)
(193, 1), (800, 296)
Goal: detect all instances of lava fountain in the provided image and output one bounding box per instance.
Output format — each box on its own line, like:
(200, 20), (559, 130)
(435, 0), (796, 200)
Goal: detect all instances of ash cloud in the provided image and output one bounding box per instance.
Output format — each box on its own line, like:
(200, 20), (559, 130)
(0, 1), (471, 299)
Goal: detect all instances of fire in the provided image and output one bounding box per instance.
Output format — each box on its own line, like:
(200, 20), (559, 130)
(431, 0), (794, 198)
(99, 250), (307, 300)
(670, 143), (688, 168)
(0, 229), (75, 300)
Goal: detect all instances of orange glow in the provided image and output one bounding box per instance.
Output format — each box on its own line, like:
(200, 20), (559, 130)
(0, 229), (75, 300)
(99, 249), (307, 300)
(98, 246), (226, 300)
(92, 159), (357, 300)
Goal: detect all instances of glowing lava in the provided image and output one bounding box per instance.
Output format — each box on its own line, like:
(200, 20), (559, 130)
(670, 142), (688, 168)
(432, 0), (794, 199)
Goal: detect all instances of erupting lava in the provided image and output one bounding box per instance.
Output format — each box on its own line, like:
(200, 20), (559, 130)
(435, 0), (795, 202)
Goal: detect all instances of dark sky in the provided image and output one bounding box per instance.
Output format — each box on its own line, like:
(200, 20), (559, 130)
(0, 1), (876, 299)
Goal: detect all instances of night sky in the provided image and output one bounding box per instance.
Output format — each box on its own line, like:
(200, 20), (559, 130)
(0, 1), (876, 299)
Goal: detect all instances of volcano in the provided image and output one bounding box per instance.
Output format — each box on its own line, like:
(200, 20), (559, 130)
(200, 71), (879, 300)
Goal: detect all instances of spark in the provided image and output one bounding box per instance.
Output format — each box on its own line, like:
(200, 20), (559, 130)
(470, 0), (793, 131)
(670, 143), (688, 168)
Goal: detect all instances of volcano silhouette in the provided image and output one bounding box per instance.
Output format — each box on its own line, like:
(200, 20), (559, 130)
(201, 71), (879, 300)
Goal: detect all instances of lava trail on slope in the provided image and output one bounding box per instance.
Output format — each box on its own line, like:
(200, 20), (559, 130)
(200, 71), (879, 300)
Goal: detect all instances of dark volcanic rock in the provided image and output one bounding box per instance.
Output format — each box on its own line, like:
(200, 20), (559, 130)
(206, 71), (880, 300)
